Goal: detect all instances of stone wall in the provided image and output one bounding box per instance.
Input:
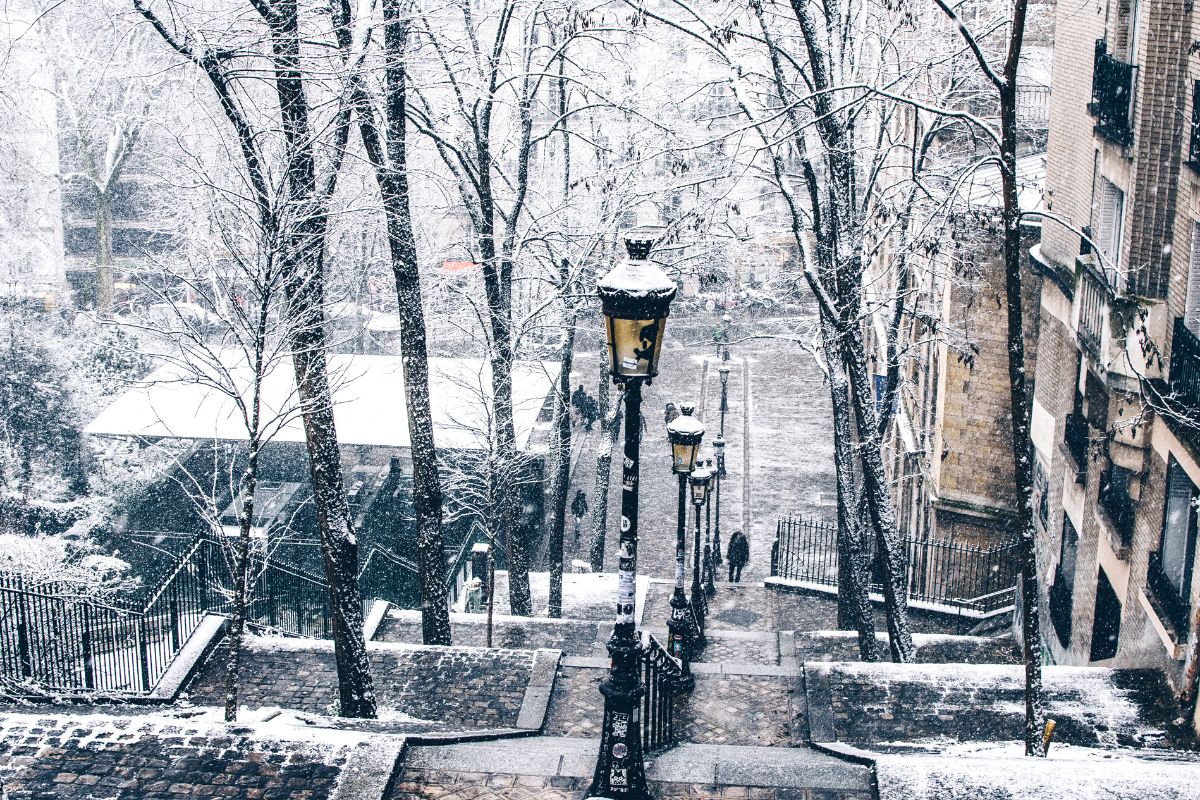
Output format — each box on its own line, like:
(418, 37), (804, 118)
(0, 713), (359, 799)
(186, 637), (535, 730)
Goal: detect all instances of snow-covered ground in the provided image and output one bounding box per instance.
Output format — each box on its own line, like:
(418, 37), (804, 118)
(876, 741), (1200, 799)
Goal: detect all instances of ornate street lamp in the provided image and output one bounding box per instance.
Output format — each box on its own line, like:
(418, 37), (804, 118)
(665, 403), (703, 691)
(688, 461), (713, 649)
(712, 435), (726, 568)
(588, 227), (676, 800)
(721, 313), (733, 361)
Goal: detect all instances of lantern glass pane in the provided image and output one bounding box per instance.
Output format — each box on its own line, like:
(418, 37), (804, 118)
(673, 442), (697, 473)
(691, 480), (706, 504)
(606, 316), (667, 379)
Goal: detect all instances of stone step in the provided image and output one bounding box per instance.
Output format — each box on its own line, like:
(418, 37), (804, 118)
(399, 736), (872, 795)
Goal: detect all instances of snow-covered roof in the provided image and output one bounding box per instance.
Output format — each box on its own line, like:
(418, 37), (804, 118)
(960, 152), (1046, 217)
(84, 354), (555, 452)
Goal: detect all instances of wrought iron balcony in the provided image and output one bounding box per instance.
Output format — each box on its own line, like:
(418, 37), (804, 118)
(1098, 467), (1136, 550)
(1064, 412), (1089, 483)
(1170, 317), (1200, 412)
(1088, 39), (1135, 146)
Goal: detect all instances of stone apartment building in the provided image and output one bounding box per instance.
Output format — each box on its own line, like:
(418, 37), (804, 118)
(1030, 0), (1200, 730)
(870, 3), (1054, 549)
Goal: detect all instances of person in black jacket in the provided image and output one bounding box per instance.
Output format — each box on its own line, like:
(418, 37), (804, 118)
(727, 530), (749, 582)
(571, 489), (589, 543)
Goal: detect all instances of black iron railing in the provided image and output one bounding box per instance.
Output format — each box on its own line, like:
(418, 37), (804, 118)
(1147, 550), (1191, 634)
(0, 531), (342, 695)
(1088, 39), (1135, 145)
(1170, 317), (1200, 411)
(1099, 467), (1136, 549)
(0, 534), (220, 693)
(639, 633), (683, 752)
(1064, 412), (1090, 483)
(770, 517), (1020, 615)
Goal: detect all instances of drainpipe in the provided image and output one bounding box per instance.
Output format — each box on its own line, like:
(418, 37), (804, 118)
(1176, 606), (1200, 726)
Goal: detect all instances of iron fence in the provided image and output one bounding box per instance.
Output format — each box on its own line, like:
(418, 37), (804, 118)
(639, 633), (684, 752)
(770, 517), (1020, 615)
(0, 531), (338, 694)
(0, 534), (218, 693)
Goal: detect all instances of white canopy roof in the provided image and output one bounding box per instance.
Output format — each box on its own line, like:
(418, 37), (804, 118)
(84, 354), (556, 452)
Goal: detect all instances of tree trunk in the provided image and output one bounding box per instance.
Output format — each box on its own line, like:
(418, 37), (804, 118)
(841, 322), (914, 662)
(999, 31), (1045, 756)
(224, 458), (257, 722)
(589, 344), (620, 571)
(548, 263), (577, 618)
(822, 315), (879, 661)
(95, 191), (114, 318)
(356, 0), (452, 646)
(270, 1), (375, 718)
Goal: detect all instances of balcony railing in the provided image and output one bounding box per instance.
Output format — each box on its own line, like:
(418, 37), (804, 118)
(1017, 85), (1051, 128)
(1170, 317), (1200, 411)
(1076, 266), (1108, 356)
(1064, 412), (1090, 483)
(1098, 467), (1136, 550)
(1088, 39), (1136, 146)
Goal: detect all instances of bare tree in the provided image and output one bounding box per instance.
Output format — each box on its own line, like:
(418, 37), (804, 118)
(329, 0), (451, 645)
(931, 0), (1046, 757)
(133, 0), (377, 718)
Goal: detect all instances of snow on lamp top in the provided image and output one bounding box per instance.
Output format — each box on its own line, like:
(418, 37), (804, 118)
(666, 404), (705, 442)
(598, 227), (677, 383)
(667, 402), (704, 474)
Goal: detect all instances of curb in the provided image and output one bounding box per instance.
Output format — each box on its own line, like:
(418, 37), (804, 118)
(515, 648), (562, 731)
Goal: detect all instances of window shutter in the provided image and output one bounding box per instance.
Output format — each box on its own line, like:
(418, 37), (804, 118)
(1186, 221), (1200, 335)
(1098, 180), (1124, 287)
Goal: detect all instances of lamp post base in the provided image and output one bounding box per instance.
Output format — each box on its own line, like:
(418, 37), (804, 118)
(587, 634), (650, 800)
(667, 587), (695, 692)
(703, 544), (716, 597)
(689, 583), (708, 650)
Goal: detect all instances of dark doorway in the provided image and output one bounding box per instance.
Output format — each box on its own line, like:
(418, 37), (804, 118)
(1090, 568), (1122, 662)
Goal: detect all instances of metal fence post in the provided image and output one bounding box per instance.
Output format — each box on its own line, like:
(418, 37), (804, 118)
(81, 603), (94, 690)
(15, 577), (32, 680)
(137, 616), (151, 692)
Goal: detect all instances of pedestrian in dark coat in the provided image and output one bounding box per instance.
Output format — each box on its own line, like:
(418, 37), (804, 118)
(571, 489), (589, 543)
(727, 530), (749, 582)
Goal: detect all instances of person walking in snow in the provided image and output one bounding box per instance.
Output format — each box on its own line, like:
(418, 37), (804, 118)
(571, 489), (589, 543)
(727, 530), (749, 583)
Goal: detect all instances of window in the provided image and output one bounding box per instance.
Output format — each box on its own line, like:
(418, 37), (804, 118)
(1090, 568), (1122, 661)
(1149, 457), (1199, 633)
(1160, 459), (1197, 600)
(1034, 459), (1050, 532)
(1050, 517), (1079, 647)
(1186, 221), (1200, 335)
(1095, 178), (1124, 289)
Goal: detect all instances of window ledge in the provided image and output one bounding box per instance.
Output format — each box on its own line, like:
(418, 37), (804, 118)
(1136, 587), (1187, 660)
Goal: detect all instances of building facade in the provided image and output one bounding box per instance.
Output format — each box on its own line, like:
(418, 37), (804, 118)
(1031, 0), (1200, 731)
